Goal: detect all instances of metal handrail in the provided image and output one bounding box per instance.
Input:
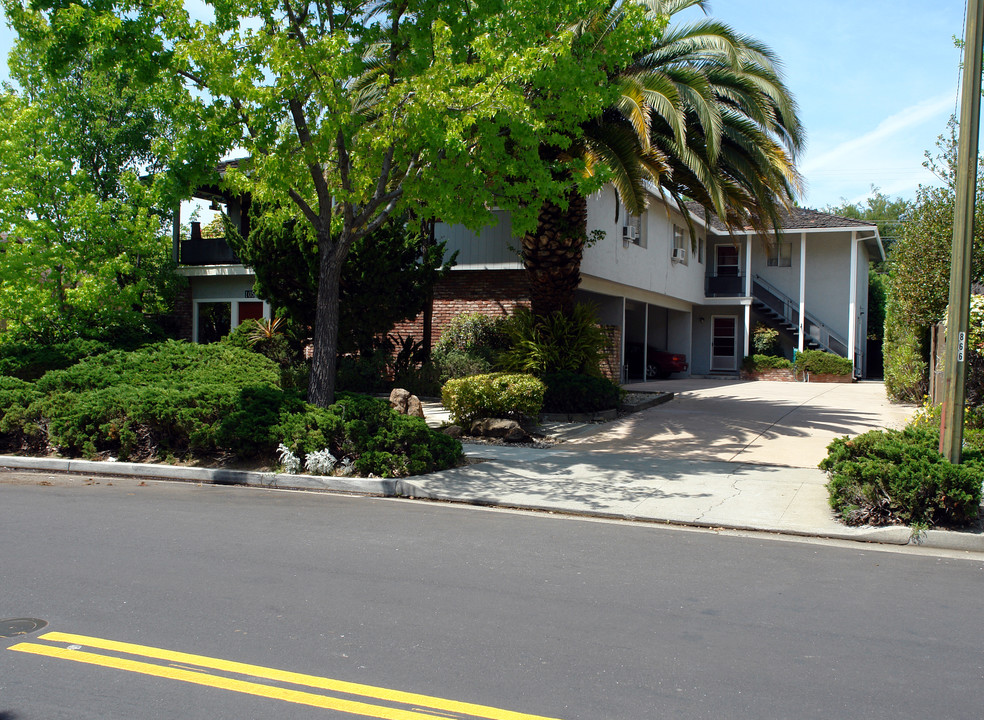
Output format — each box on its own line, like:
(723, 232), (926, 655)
(751, 275), (848, 357)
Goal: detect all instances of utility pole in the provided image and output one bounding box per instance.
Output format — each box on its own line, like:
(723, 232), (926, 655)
(941, 0), (984, 463)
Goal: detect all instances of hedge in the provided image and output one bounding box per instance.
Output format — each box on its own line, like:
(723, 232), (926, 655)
(442, 373), (545, 425)
(794, 349), (853, 376)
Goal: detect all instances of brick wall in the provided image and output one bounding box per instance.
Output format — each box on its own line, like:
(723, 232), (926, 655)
(391, 269), (531, 346)
(600, 325), (621, 383)
(173, 285), (193, 341)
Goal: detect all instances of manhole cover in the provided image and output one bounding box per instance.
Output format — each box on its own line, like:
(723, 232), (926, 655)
(0, 618), (47, 638)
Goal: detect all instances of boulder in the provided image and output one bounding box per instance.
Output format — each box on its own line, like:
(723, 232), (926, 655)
(442, 425), (464, 439)
(389, 388), (411, 413)
(406, 395), (425, 419)
(470, 417), (529, 442)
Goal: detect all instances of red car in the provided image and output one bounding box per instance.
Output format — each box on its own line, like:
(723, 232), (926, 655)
(647, 350), (688, 379)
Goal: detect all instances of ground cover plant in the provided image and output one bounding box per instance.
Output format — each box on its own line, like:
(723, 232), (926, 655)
(0, 340), (461, 477)
(822, 425), (984, 528)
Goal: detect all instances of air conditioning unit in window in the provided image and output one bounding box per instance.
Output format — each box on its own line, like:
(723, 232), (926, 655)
(672, 247), (687, 262)
(622, 225), (639, 241)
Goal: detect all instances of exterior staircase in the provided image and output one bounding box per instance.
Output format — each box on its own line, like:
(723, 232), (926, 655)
(751, 276), (848, 357)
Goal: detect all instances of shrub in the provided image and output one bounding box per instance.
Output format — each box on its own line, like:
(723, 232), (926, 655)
(276, 393), (462, 477)
(431, 347), (494, 383)
(541, 372), (622, 413)
(821, 426), (984, 527)
(0, 376), (44, 450)
(336, 350), (389, 393)
(433, 313), (510, 357)
(742, 354), (793, 372)
(794, 349), (853, 376)
(442, 373), (545, 425)
(0, 338), (112, 380)
(499, 305), (609, 376)
(752, 324), (782, 356)
(14, 341), (283, 459)
(432, 314), (509, 382)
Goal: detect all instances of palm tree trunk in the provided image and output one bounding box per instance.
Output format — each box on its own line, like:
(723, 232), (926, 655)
(521, 189), (588, 318)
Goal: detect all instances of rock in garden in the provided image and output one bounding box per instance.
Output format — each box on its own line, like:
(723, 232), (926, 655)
(389, 388), (411, 413)
(442, 425), (463, 439)
(407, 395), (425, 418)
(470, 417), (528, 442)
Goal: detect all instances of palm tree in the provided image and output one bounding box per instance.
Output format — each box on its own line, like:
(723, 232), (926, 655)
(520, 0), (804, 318)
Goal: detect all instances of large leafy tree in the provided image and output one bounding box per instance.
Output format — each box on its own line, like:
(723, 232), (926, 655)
(0, 43), (178, 343)
(520, 0), (804, 318)
(226, 214), (453, 356)
(4, 0), (661, 405)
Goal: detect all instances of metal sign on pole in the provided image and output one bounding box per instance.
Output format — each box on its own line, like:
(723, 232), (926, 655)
(941, 0), (984, 463)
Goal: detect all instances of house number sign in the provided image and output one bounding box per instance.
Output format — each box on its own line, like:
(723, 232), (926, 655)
(958, 331), (966, 362)
(245, 290), (255, 298)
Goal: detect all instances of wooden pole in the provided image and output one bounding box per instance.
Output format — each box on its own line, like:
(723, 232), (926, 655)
(941, 0), (984, 462)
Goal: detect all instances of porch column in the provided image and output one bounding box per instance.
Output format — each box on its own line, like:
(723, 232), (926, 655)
(798, 232), (806, 352)
(620, 297), (627, 383)
(847, 231), (858, 373)
(744, 237), (753, 356)
(643, 303), (649, 380)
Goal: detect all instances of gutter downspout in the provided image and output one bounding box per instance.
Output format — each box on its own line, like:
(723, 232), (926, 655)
(848, 231), (858, 374)
(798, 232), (806, 353)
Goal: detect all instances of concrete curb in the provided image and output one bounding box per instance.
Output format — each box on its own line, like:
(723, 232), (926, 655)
(3, 454), (982, 553)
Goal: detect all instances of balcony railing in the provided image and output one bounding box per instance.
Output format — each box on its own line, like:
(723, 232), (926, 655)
(180, 237), (240, 266)
(705, 273), (745, 297)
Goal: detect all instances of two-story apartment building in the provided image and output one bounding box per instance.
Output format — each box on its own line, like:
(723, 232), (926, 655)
(174, 181), (883, 381)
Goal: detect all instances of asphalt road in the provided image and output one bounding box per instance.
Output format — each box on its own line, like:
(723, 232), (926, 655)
(2, 473), (983, 720)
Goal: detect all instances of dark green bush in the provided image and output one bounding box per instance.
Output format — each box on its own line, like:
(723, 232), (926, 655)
(431, 314), (509, 382)
(742, 354), (793, 371)
(442, 372), (545, 425)
(0, 338), (112, 380)
(821, 426), (984, 527)
(794, 349), (853, 376)
(336, 351), (389, 393)
(499, 305), (609, 376)
(0, 376), (44, 451)
(541, 372), (622, 413)
(276, 393), (462, 477)
(11, 341), (283, 459)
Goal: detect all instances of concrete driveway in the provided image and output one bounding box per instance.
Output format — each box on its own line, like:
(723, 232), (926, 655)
(568, 378), (917, 469)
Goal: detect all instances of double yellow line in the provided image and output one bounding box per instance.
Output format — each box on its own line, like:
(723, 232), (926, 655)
(10, 632), (564, 720)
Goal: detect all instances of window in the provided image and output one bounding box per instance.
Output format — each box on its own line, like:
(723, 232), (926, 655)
(621, 210), (644, 247)
(671, 225), (688, 264)
(716, 244), (739, 276)
(698, 236), (705, 264)
(767, 241), (792, 267)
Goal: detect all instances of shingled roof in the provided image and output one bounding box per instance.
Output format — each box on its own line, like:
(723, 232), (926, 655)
(683, 202), (877, 234)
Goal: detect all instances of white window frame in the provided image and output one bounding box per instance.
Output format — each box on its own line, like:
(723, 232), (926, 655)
(621, 208), (646, 247)
(767, 241), (793, 267)
(672, 225), (688, 264)
(192, 297), (271, 343)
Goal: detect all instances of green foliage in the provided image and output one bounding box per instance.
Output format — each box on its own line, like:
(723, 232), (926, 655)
(335, 351), (389, 394)
(751, 324), (781, 356)
(822, 427), (983, 528)
(499, 305), (609, 376)
(0, 338), (112, 380)
(883, 122), (984, 401)
(442, 373), (546, 425)
(742, 354), (793, 372)
(431, 313), (510, 383)
(824, 187), (912, 250)
(0, 66), (180, 344)
(228, 215), (454, 356)
(0, 376), (44, 451)
(541, 372), (622, 413)
(276, 393), (462, 478)
(794, 350), (852, 376)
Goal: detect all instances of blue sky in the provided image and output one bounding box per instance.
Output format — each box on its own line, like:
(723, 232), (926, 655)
(0, 1), (972, 209)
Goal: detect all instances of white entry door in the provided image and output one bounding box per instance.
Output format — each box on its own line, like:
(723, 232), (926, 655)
(711, 316), (738, 371)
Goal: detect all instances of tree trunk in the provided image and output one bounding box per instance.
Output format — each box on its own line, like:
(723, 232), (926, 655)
(521, 190), (588, 318)
(308, 230), (347, 407)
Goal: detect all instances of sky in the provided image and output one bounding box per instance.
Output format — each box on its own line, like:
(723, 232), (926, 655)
(0, 0), (973, 210)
